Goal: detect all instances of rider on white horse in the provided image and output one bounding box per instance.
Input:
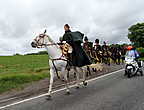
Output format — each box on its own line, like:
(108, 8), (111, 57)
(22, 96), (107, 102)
(62, 24), (92, 67)
(31, 25), (91, 99)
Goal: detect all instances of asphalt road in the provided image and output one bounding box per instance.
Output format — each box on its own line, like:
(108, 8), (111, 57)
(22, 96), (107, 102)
(2, 69), (144, 110)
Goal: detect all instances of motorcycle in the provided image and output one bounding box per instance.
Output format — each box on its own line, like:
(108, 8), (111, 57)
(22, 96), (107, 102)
(125, 56), (143, 78)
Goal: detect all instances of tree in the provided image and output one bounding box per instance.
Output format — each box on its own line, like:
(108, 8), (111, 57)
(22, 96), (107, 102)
(128, 23), (144, 47)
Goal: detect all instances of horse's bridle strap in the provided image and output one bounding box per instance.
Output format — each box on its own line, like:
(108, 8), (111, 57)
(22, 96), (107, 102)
(50, 57), (68, 80)
(46, 43), (58, 46)
(51, 58), (67, 61)
(41, 43), (58, 46)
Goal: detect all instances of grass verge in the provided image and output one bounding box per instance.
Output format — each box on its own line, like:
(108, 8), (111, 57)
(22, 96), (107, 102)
(140, 57), (144, 61)
(0, 72), (49, 93)
(0, 55), (49, 94)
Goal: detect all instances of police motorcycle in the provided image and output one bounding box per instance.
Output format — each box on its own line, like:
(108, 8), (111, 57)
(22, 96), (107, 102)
(125, 55), (143, 78)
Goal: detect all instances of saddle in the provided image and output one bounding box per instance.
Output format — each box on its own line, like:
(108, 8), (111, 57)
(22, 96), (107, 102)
(60, 43), (73, 57)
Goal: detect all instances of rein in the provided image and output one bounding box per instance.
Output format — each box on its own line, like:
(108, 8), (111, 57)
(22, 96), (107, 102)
(35, 43), (58, 48)
(42, 43), (58, 46)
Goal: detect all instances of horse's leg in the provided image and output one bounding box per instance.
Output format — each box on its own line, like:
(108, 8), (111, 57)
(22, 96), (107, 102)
(46, 68), (54, 100)
(106, 56), (108, 65)
(118, 56), (121, 65)
(74, 67), (81, 89)
(112, 57), (115, 64)
(86, 66), (91, 77)
(104, 57), (107, 64)
(98, 55), (101, 63)
(104, 56), (107, 64)
(122, 56), (124, 64)
(108, 56), (110, 66)
(107, 55), (110, 65)
(82, 66), (88, 86)
(102, 56), (104, 63)
(100, 55), (103, 63)
(113, 56), (116, 64)
(62, 68), (70, 95)
(116, 56), (118, 65)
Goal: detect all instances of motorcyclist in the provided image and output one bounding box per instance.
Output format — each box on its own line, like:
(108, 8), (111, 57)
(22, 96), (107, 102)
(126, 46), (140, 59)
(125, 46), (140, 76)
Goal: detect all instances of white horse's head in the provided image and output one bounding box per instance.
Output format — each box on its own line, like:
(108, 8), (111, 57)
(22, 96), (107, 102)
(31, 30), (53, 48)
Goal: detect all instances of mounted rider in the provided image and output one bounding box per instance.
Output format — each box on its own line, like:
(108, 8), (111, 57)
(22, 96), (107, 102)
(62, 24), (92, 67)
(83, 36), (93, 59)
(93, 39), (103, 63)
(102, 41), (109, 51)
(93, 39), (102, 52)
(101, 41), (111, 65)
(102, 41), (111, 55)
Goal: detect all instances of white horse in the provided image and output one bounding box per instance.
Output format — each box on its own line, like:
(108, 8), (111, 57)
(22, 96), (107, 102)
(31, 30), (87, 99)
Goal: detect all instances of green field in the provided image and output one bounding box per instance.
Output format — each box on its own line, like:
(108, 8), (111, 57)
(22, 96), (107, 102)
(0, 55), (49, 93)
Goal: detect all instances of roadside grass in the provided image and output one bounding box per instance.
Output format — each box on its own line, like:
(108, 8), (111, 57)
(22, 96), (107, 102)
(0, 55), (50, 93)
(0, 72), (49, 93)
(140, 57), (144, 61)
(0, 55), (49, 74)
(141, 58), (144, 61)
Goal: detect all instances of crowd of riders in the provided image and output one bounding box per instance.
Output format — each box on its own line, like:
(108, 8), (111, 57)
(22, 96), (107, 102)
(82, 36), (127, 65)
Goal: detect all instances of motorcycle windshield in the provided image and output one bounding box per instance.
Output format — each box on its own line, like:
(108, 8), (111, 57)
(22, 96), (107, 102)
(125, 56), (135, 62)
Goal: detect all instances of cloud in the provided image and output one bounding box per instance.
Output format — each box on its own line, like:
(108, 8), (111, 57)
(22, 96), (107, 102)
(0, 0), (144, 55)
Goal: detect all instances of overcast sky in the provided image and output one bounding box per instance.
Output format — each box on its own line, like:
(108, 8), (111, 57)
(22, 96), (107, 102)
(0, 0), (144, 55)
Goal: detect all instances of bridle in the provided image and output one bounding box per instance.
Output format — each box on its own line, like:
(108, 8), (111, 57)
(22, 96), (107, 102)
(34, 33), (73, 61)
(34, 34), (57, 48)
(34, 33), (72, 59)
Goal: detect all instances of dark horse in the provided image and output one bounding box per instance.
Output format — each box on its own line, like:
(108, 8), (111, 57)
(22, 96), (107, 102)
(120, 46), (127, 64)
(83, 37), (93, 76)
(93, 45), (103, 64)
(110, 46), (122, 65)
(101, 45), (111, 65)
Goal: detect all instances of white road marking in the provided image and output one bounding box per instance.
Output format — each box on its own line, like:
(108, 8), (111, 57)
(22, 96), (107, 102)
(0, 97), (18, 103)
(0, 69), (124, 110)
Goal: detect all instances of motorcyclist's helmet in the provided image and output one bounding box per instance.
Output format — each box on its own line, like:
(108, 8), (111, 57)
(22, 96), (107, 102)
(127, 46), (133, 50)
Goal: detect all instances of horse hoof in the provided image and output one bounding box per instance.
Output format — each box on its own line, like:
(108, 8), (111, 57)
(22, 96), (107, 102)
(83, 82), (88, 86)
(46, 95), (52, 100)
(66, 91), (71, 95)
(76, 86), (80, 89)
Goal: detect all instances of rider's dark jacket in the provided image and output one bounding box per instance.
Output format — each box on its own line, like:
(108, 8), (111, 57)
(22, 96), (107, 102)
(62, 30), (91, 67)
(94, 44), (102, 51)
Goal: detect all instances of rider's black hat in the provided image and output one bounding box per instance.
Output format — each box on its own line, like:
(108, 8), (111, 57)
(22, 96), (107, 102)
(84, 36), (88, 41)
(95, 39), (99, 43)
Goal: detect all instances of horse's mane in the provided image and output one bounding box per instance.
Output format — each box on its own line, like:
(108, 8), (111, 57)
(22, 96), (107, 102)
(47, 35), (59, 49)
(47, 35), (55, 43)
